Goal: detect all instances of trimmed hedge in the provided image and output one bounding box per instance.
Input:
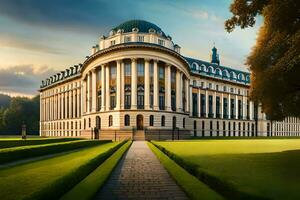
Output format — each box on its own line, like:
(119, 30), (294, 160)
(0, 140), (110, 164)
(24, 140), (127, 200)
(148, 142), (224, 200)
(60, 141), (132, 200)
(0, 138), (82, 149)
(151, 142), (267, 200)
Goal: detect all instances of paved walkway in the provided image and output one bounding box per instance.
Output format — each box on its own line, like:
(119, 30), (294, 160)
(94, 141), (188, 200)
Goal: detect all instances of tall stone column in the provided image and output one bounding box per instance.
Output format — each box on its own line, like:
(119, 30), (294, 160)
(144, 59), (150, 110)
(235, 95), (238, 119)
(176, 71), (182, 112)
(64, 91), (68, 119)
(189, 86), (193, 116)
(120, 61), (125, 109)
(105, 65), (110, 111)
(153, 60), (159, 110)
(116, 60), (122, 110)
(228, 93), (231, 119)
(92, 69), (97, 112)
(205, 90), (208, 117)
(81, 80), (85, 115)
(69, 90), (72, 118)
(165, 64), (171, 111)
(87, 72), (91, 113)
(77, 88), (80, 117)
(250, 101), (254, 120)
(73, 88), (76, 118)
(185, 79), (189, 112)
(198, 89), (201, 117)
(213, 91), (217, 118)
(221, 93), (224, 119)
(101, 65), (105, 111)
(131, 58), (137, 109)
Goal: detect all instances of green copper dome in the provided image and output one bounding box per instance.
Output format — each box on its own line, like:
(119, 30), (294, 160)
(111, 20), (166, 37)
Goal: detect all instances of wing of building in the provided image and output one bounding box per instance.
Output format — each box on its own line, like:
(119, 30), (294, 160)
(39, 20), (300, 140)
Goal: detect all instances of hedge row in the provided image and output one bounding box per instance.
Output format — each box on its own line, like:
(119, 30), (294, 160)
(0, 138), (82, 149)
(24, 140), (127, 200)
(61, 141), (132, 200)
(151, 142), (267, 200)
(0, 140), (110, 164)
(148, 142), (223, 200)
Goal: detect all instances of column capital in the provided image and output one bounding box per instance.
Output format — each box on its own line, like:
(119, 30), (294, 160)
(153, 59), (159, 63)
(131, 57), (137, 62)
(91, 68), (97, 73)
(144, 58), (151, 62)
(116, 59), (123, 64)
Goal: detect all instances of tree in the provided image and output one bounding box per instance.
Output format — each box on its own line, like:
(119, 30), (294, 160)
(225, 0), (300, 120)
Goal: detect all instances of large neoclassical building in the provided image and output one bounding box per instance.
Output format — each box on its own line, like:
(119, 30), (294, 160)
(39, 20), (300, 140)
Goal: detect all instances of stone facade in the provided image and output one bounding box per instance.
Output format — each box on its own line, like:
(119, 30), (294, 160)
(39, 20), (300, 140)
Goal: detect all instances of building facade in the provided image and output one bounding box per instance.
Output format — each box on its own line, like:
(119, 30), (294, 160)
(39, 20), (300, 140)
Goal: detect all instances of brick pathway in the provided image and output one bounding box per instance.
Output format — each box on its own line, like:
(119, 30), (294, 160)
(94, 141), (188, 200)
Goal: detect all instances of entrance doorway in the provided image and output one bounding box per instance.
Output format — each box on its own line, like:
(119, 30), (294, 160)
(136, 115), (144, 130)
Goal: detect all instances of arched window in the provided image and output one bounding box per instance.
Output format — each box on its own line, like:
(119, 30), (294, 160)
(96, 116), (101, 129)
(215, 68), (222, 76)
(124, 115), (130, 126)
(161, 116), (165, 127)
(172, 116), (176, 129)
(149, 115), (154, 126)
(109, 115), (113, 127)
(222, 69), (229, 78)
(183, 118), (185, 128)
(88, 118), (91, 128)
(208, 66), (214, 74)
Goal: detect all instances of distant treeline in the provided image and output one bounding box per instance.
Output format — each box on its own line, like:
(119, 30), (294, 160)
(0, 94), (40, 135)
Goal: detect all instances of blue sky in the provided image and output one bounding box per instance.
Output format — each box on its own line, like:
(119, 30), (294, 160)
(0, 0), (262, 96)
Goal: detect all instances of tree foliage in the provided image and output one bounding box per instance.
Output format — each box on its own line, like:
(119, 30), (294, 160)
(0, 94), (40, 135)
(225, 0), (300, 120)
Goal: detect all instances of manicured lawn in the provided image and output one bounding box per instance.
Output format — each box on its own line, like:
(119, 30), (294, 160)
(0, 137), (81, 149)
(0, 140), (107, 164)
(0, 141), (121, 200)
(153, 139), (300, 200)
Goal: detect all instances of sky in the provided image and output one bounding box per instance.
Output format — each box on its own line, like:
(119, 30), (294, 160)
(0, 0), (262, 97)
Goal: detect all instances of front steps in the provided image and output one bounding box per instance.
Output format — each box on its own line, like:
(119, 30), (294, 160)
(134, 130), (145, 141)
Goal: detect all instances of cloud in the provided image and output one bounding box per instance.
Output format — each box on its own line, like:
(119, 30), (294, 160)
(0, 33), (64, 54)
(0, 65), (56, 96)
(0, 0), (140, 34)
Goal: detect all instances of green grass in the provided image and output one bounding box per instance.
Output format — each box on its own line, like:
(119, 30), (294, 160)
(153, 139), (300, 200)
(148, 142), (224, 200)
(0, 140), (109, 164)
(0, 141), (122, 200)
(0, 138), (82, 149)
(60, 141), (132, 200)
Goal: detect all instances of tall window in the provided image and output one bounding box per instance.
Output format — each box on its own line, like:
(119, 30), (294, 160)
(208, 95), (213, 118)
(182, 77), (186, 112)
(97, 67), (102, 111)
(183, 118), (185, 128)
(210, 121), (213, 136)
(149, 115), (154, 126)
(223, 98), (228, 119)
(246, 100), (250, 119)
(171, 69), (176, 111)
(200, 94), (206, 117)
(192, 93), (198, 117)
(216, 96), (220, 118)
(231, 98), (235, 119)
(109, 115), (113, 127)
(238, 100), (242, 119)
(124, 115), (130, 126)
(161, 115), (165, 127)
(138, 36), (144, 42)
(124, 61), (131, 109)
(137, 59), (145, 109)
(223, 121), (226, 136)
(110, 63), (116, 109)
(202, 121), (205, 136)
(159, 64), (165, 110)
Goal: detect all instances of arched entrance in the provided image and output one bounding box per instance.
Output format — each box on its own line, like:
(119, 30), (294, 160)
(136, 115), (144, 130)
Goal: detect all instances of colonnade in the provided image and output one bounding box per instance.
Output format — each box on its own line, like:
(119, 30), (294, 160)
(82, 58), (190, 114)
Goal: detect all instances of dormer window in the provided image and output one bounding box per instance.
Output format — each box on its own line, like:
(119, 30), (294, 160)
(138, 36), (144, 42)
(149, 28), (156, 34)
(109, 30), (115, 36)
(124, 36), (131, 42)
(132, 28), (139, 33)
(158, 39), (164, 46)
(110, 40), (116, 46)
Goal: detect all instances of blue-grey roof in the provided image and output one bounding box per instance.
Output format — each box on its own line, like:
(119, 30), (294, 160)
(111, 20), (167, 37)
(185, 57), (250, 84)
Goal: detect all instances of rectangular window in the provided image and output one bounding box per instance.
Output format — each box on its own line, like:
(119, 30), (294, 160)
(124, 36), (131, 42)
(223, 98), (228, 119)
(231, 98), (235, 119)
(192, 93), (198, 117)
(216, 96), (220, 118)
(110, 40), (116, 46)
(138, 36), (144, 42)
(201, 94), (206, 117)
(208, 95), (213, 117)
(158, 39), (165, 46)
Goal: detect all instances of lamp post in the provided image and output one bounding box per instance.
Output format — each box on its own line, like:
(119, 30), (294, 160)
(21, 122), (27, 140)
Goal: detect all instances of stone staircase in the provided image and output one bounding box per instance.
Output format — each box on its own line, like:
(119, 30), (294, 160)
(134, 130), (145, 141)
